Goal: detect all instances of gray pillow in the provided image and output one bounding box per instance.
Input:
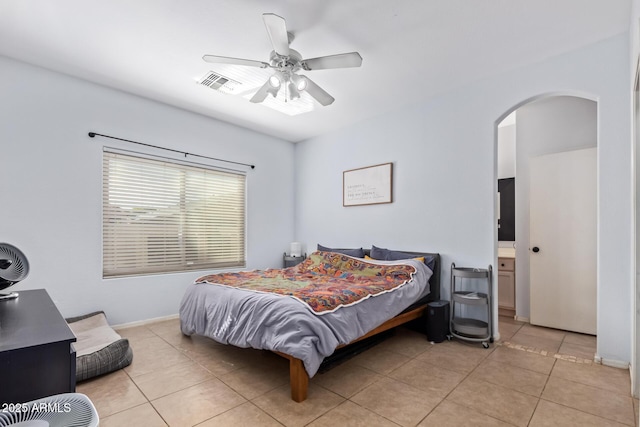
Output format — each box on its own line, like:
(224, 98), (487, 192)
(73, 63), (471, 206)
(370, 245), (436, 270)
(317, 244), (365, 258)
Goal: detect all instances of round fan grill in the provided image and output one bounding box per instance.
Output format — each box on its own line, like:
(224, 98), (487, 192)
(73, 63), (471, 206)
(0, 243), (30, 291)
(0, 393), (99, 427)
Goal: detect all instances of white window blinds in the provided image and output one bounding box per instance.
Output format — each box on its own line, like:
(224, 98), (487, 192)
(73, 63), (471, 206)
(103, 151), (246, 278)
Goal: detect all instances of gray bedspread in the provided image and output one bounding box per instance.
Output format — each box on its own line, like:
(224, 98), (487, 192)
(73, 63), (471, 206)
(179, 258), (432, 377)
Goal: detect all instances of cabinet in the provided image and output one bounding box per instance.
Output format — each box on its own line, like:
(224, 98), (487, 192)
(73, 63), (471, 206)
(0, 289), (77, 404)
(450, 263), (493, 348)
(497, 257), (515, 317)
(283, 253), (306, 268)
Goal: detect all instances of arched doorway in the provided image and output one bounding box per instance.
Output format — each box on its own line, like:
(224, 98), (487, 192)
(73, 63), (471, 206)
(495, 94), (598, 359)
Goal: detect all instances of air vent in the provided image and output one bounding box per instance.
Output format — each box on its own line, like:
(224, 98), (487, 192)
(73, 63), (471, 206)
(198, 71), (241, 94)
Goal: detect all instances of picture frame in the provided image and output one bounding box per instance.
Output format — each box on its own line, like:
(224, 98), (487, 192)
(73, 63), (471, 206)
(343, 162), (393, 207)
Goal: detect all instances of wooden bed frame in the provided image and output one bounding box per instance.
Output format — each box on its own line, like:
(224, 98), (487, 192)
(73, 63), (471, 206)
(275, 250), (441, 402)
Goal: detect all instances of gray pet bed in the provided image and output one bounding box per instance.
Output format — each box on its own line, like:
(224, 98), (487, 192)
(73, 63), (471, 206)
(66, 311), (133, 382)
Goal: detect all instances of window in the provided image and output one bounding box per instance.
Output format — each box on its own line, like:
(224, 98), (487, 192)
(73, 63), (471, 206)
(103, 151), (246, 278)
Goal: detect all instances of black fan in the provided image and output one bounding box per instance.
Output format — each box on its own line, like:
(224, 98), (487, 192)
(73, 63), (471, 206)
(0, 243), (29, 301)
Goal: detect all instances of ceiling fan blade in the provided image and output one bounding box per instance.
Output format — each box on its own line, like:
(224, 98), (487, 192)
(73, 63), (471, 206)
(301, 52), (363, 70)
(250, 79), (277, 103)
(302, 76), (335, 106)
(203, 55), (269, 68)
(263, 13), (290, 57)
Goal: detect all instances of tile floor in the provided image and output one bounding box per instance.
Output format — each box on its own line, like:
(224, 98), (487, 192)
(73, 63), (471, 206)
(77, 316), (640, 426)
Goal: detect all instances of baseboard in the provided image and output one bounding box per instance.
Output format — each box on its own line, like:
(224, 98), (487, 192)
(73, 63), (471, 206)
(113, 313), (179, 330)
(498, 307), (515, 318)
(514, 315), (529, 323)
(593, 355), (630, 369)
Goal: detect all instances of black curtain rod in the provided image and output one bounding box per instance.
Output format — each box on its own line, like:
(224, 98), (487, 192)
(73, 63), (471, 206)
(88, 132), (255, 169)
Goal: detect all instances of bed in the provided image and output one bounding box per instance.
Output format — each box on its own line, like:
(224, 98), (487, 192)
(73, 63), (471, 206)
(179, 247), (441, 402)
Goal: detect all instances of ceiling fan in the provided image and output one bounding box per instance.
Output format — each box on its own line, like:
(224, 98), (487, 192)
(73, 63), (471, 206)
(203, 13), (362, 106)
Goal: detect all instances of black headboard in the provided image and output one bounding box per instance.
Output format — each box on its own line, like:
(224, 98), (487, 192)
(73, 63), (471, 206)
(362, 249), (441, 302)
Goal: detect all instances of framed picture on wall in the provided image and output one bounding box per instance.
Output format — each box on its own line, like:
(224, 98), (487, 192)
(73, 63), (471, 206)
(343, 162), (393, 207)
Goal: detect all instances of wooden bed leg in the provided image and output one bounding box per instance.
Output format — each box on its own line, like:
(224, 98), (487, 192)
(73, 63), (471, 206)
(289, 357), (309, 402)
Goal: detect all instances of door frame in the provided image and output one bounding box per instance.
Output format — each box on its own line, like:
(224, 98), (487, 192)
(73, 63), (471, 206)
(632, 56), (640, 398)
(493, 92), (599, 344)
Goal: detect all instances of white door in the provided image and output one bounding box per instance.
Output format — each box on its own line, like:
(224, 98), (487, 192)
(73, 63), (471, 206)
(530, 147), (596, 334)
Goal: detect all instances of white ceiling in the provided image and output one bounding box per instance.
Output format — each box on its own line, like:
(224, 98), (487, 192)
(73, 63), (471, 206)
(0, 1), (630, 142)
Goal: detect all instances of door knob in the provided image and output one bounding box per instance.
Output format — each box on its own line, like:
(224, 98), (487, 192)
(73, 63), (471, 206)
(532, 247), (540, 253)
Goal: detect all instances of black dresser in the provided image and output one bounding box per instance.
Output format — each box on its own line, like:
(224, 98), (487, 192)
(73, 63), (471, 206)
(0, 289), (76, 404)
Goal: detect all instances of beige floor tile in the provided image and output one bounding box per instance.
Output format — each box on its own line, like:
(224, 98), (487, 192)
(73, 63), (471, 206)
(219, 361), (289, 399)
(178, 338), (223, 358)
(308, 401), (400, 427)
(557, 342), (596, 360)
(151, 378), (246, 426)
(497, 321), (523, 340)
(517, 324), (566, 341)
(415, 341), (491, 374)
(76, 370), (147, 418)
(418, 400), (513, 427)
(312, 362), (382, 398)
(498, 315), (525, 325)
(487, 345), (556, 375)
(125, 336), (192, 377)
(349, 346), (411, 375)
(530, 399), (628, 427)
(99, 403), (167, 427)
(541, 376), (635, 426)
(85, 315), (637, 427)
(184, 345), (255, 377)
(253, 384), (344, 427)
(447, 377), (538, 427)
(508, 332), (562, 354)
(563, 331), (597, 347)
(375, 327), (434, 357)
(634, 398), (639, 427)
(146, 317), (181, 337)
(470, 359), (548, 397)
(198, 401), (284, 427)
(115, 325), (157, 343)
(388, 358), (465, 397)
(350, 377), (443, 427)
(160, 328), (208, 349)
(132, 360), (214, 400)
(439, 339), (496, 356)
(551, 359), (631, 396)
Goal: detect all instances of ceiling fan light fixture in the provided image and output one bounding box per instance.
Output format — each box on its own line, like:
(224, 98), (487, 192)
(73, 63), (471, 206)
(287, 81), (301, 100)
(266, 85), (279, 98)
(202, 13), (362, 111)
(269, 74), (281, 88)
(291, 74), (307, 91)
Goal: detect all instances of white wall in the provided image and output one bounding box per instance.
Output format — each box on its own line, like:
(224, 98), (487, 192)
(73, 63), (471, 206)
(0, 56), (296, 325)
(497, 124), (516, 179)
(295, 33), (632, 364)
(514, 96), (597, 321)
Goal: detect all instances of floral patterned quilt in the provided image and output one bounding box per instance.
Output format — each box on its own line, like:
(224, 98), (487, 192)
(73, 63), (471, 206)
(195, 251), (417, 315)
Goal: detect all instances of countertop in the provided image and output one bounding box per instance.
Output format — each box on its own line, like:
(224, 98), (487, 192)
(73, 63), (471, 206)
(498, 247), (516, 258)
